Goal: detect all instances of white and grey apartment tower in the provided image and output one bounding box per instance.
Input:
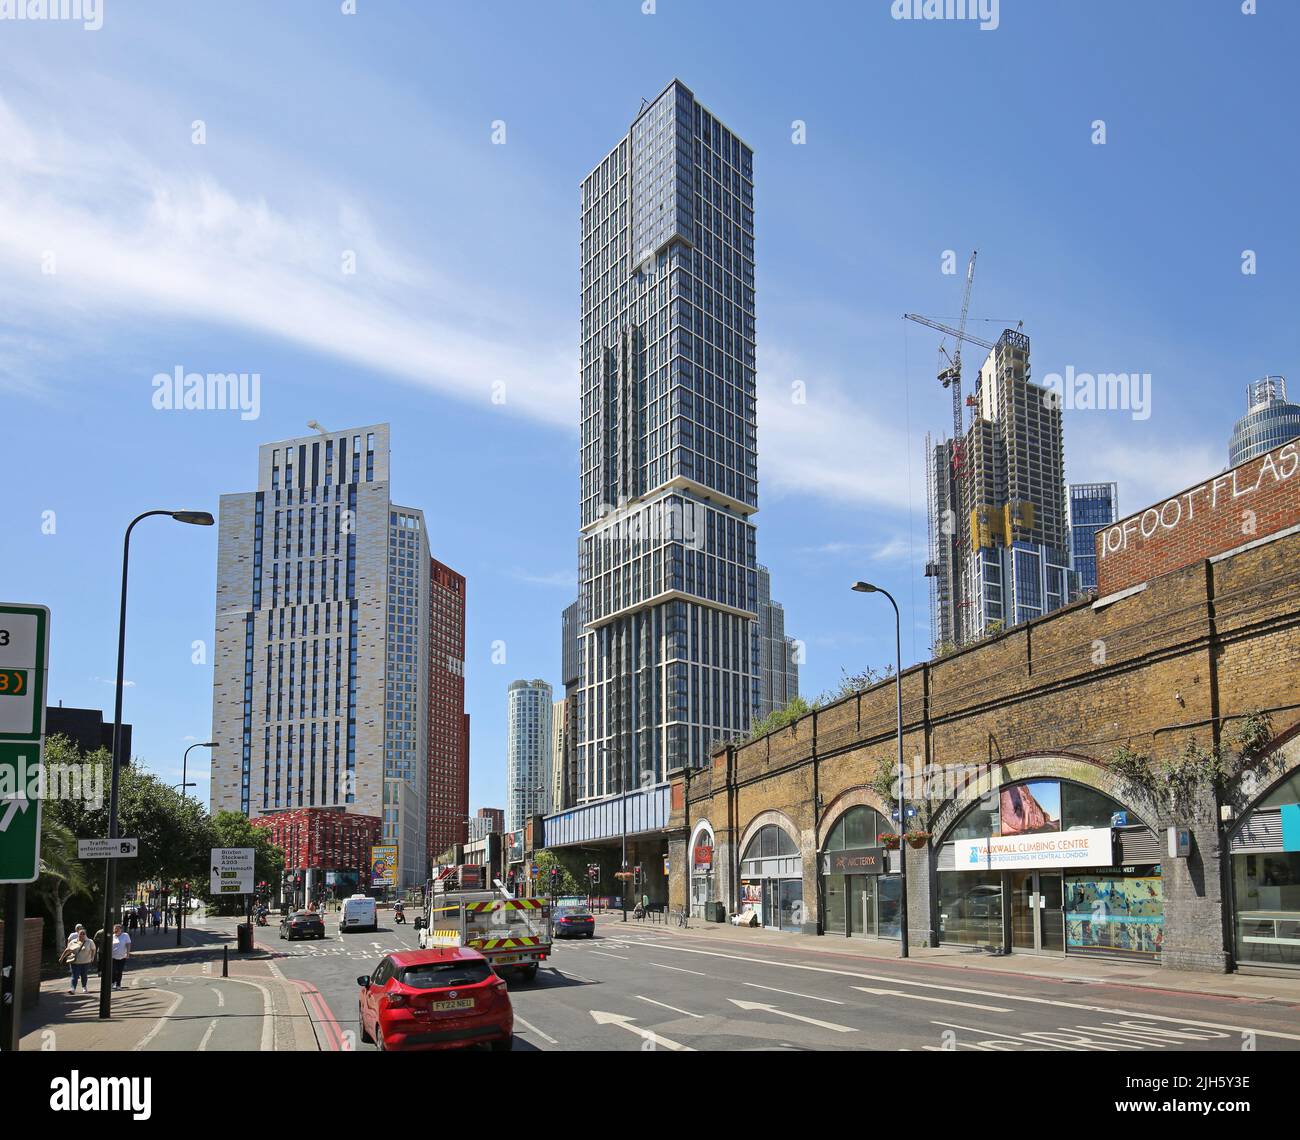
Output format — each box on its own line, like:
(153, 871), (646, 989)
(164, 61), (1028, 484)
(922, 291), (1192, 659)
(755, 565), (799, 720)
(210, 424), (430, 889)
(507, 680), (553, 831)
(576, 79), (768, 802)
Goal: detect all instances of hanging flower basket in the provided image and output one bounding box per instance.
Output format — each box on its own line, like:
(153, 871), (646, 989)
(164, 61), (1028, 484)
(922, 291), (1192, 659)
(905, 831), (932, 849)
(879, 833), (901, 850)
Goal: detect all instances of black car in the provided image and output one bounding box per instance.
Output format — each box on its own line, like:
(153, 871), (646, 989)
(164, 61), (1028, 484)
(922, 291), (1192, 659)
(553, 907), (595, 938)
(280, 910), (326, 940)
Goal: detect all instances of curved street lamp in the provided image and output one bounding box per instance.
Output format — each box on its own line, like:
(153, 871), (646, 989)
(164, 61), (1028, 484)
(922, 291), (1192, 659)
(99, 509), (213, 1020)
(851, 580), (909, 959)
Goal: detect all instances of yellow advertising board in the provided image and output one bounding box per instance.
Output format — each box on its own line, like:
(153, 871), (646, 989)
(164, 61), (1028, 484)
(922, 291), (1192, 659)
(370, 844), (398, 888)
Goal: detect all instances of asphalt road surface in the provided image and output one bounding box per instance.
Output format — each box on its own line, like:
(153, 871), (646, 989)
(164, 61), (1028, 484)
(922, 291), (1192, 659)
(262, 911), (1300, 1053)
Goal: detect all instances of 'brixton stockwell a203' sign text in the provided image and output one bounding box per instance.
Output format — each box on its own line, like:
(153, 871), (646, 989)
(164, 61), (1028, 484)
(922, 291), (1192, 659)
(1095, 439), (1300, 596)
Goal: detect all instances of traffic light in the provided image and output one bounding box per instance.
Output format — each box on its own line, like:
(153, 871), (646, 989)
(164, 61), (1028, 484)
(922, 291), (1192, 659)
(634, 864), (642, 886)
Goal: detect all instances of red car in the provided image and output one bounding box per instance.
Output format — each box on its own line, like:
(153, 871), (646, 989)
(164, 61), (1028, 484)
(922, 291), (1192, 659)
(357, 947), (513, 1052)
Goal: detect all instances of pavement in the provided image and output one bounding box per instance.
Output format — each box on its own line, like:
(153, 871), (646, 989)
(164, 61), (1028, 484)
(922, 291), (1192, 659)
(20, 912), (319, 1052)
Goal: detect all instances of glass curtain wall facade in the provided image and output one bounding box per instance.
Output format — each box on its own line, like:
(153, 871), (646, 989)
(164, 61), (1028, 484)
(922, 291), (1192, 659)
(577, 80), (759, 801)
(1229, 376), (1300, 467)
(1068, 482), (1119, 593)
(507, 679), (553, 830)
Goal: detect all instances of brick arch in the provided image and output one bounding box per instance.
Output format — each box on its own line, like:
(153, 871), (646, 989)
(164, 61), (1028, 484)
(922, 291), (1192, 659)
(817, 786), (893, 850)
(737, 809), (801, 860)
(1226, 724), (1300, 832)
(688, 819), (716, 852)
(930, 751), (1161, 845)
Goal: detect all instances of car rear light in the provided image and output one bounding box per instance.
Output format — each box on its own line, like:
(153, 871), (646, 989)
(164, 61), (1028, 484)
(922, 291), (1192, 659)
(387, 992), (409, 1008)
(493, 979), (508, 995)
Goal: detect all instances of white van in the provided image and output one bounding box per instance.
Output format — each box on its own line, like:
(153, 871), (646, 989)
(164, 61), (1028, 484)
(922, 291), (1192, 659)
(340, 894), (377, 933)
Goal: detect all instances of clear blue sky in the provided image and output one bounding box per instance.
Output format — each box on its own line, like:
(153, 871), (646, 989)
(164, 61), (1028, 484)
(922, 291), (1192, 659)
(2, 1), (1296, 814)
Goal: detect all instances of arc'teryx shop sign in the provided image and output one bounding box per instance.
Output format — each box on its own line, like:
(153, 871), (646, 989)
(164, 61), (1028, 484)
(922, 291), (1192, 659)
(822, 847), (887, 875)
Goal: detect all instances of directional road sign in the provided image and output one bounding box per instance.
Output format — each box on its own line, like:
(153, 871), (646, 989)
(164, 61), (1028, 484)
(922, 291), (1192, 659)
(78, 838), (140, 859)
(0, 742), (41, 883)
(210, 847), (255, 894)
(0, 604), (48, 741)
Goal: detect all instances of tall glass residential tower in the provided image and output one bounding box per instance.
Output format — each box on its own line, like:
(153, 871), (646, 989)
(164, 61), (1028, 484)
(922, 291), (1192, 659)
(576, 79), (758, 802)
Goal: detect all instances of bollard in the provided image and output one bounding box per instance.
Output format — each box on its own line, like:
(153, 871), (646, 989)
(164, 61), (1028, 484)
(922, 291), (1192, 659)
(222, 945), (229, 978)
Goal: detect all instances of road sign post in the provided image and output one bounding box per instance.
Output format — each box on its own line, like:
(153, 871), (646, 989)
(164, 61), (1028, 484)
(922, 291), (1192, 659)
(0, 602), (49, 1053)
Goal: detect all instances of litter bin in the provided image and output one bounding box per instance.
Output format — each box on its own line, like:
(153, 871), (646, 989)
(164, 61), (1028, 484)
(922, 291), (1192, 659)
(711, 902), (726, 924)
(236, 922), (254, 953)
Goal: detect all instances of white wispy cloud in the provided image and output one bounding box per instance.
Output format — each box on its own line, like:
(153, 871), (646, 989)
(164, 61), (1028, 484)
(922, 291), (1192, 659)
(92, 676), (136, 687)
(0, 97), (574, 425)
(508, 568), (577, 589)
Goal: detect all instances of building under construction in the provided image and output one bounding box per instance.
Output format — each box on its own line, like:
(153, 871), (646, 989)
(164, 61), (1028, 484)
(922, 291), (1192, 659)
(926, 327), (1074, 652)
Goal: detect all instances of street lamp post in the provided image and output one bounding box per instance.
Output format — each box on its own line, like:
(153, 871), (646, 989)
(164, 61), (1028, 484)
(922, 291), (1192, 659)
(98, 509), (213, 1020)
(851, 581), (909, 959)
(175, 740), (213, 948)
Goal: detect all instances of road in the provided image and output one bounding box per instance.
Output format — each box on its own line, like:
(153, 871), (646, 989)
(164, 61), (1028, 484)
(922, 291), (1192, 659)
(264, 911), (1300, 1053)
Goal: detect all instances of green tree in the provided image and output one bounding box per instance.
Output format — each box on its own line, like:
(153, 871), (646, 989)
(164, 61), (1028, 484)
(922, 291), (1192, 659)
(32, 817), (93, 949)
(533, 850), (584, 896)
(747, 695), (814, 741)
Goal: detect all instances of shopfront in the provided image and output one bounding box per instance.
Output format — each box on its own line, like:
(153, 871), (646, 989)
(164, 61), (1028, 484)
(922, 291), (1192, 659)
(689, 823), (716, 919)
(819, 805), (900, 940)
(1229, 768), (1300, 970)
(936, 778), (1163, 959)
(739, 824), (803, 932)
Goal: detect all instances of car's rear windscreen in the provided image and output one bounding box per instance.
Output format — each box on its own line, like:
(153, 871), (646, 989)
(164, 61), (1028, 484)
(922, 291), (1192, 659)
(400, 961), (492, 988)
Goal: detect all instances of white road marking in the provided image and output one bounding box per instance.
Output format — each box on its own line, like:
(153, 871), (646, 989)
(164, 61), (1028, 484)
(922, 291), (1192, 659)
(729, 999), (857, 1034)
(853, 985), (1012, 1013)
(513, 1015), (558, 1045)
(743, 982), (844, 1005)
(589, 1010), (694, 1050)
(589, 950), (629, 960)
(198, 1018), (220, 1051)
(648, 943), (1300, 1042)
(133, 990), (186, 1051)
(215, 988), (225, 1008)
(931, 1020), (1098, 1051)
(636, 995), (703, 1018)
(650, 962), (709, 977)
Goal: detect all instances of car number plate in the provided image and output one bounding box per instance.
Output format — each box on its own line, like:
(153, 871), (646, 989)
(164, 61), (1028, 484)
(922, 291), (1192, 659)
(430, 998), (475, 1011)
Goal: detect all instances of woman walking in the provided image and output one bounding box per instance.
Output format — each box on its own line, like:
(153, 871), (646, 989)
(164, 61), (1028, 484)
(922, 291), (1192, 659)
(60, 925), (96, 994)
(110, 923), (132, 990)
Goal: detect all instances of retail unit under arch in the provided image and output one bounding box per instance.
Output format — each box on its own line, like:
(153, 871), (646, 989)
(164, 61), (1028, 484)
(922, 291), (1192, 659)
(819, 804), (901, 940)
(688, 820), (717, 919)
(1228, 746), (1300, 971)
(738, 820), (803, 932)
(934, 774), (1163, 959)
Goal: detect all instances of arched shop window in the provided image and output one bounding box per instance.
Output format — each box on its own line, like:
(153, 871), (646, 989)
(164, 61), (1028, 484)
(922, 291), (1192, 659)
(739, 825), (802, 932)
(820, 806), (901, 940)
(936, 778), (1163, 960)
(689, 826), (716, 919)
(1230, 768), (1300, 970)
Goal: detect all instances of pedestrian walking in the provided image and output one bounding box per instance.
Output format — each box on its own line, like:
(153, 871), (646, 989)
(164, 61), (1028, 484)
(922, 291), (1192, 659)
(152, 907), (161, 934)
(59, 925), (96, 994)
(110, 923), (132, 990)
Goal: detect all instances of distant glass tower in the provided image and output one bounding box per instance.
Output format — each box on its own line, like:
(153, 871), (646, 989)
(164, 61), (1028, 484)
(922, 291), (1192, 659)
(506, 679), (552, 831)
(1229, 377), (1300, 467)
(1068, 482), (1119, 593)
(575, 80), (759, 801)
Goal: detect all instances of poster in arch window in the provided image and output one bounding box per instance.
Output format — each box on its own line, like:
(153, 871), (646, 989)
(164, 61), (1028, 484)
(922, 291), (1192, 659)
(1064, 868), (1163, 956)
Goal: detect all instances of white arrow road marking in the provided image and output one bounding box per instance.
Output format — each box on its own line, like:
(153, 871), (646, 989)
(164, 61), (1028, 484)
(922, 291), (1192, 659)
(0, 796), (31, 832)
(728, 999), (857, 1034)
(636, 995), (702, 1018)
(744, 982), (844, 1005)
(589, 1010), (694, 1050)
(852, 986), (1012, 1013)
(648, 943), (1300, 1043)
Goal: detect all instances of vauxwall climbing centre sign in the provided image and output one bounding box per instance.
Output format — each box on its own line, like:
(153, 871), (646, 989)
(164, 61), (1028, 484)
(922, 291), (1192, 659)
(1095, 439), (1300, 597)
